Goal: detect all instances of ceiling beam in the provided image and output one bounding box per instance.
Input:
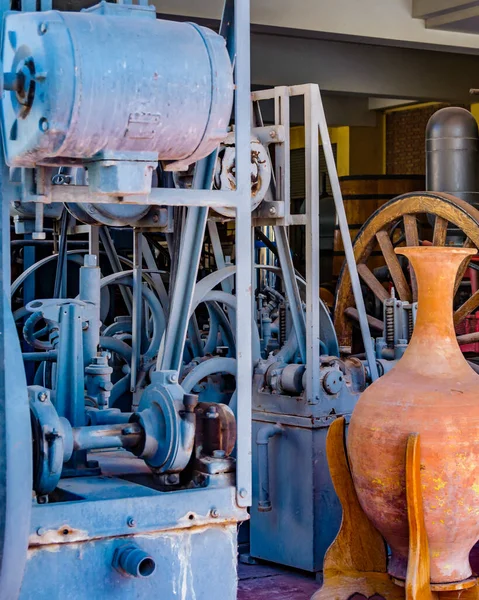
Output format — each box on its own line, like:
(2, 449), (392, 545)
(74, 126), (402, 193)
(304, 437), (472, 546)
(250, 33), (479, 104)
(413, 0), (479, 18)
(426, 6), (479, 32)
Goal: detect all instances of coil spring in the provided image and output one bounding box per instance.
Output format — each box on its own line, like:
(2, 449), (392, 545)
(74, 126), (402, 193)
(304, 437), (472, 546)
(385, 303), (395, 349)
(407, 308), (414, 341)
(279, 303), (287, 346)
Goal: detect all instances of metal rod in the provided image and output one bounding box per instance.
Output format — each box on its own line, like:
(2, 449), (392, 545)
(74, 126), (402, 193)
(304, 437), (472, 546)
(313, 85), (379, 381)
(274, 225), (307, 364)
(131, 231), (143, 391)
(71, 422), (143, 452)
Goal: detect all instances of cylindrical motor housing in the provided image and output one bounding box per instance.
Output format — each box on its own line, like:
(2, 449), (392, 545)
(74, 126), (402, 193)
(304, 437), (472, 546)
(1, 4), (233, 169)
(426, 107), (479, 207)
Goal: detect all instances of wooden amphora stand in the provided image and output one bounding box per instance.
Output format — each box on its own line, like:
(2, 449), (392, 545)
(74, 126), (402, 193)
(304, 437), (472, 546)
(312, 417), (479, 600)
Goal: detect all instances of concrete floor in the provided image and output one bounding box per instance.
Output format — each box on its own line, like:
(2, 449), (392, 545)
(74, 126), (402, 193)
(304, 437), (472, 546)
(237, 562), (319, 600)
(238, 546), (479, 600)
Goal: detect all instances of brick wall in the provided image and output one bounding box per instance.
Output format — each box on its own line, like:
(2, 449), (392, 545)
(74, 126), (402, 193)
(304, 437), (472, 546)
(386, 104), (451, 175)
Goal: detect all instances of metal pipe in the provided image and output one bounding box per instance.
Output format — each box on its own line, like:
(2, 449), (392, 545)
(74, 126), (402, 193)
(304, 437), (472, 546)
(22, 351), (57, 362)
(71, 422), (143, 452)
(99, 336), (132, 363)
(80, 254), (101, 366)
(256, 424), (283, 512)
(113, 544), (156, 579)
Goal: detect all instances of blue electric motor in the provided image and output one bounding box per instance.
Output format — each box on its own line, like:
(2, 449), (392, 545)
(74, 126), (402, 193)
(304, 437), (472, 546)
(1, 2), (233, 194)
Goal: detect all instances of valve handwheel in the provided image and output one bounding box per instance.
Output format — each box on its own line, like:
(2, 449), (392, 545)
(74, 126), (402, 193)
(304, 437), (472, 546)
(334, 192), (479, 353)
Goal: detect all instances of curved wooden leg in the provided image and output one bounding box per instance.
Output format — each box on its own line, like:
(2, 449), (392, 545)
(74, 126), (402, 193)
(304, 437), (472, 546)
(311, 417), (404, 600)
(405, 433), (433, 600)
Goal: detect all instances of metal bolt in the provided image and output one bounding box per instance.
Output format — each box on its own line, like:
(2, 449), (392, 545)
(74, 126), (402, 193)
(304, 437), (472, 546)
(211, 508), (219, 518)
(168, 373), (178, 383)
(206, 406), (219, 419)
(38, 391), (47, 402)
(39, 118), (49, 132)
(127, 517), (136, 528)
(36, 527), (46, 536)
(152, 213), (159, 223)
(38, 22), (48, 35)
(239, 488), (248, 498)
(269, 206), (277, 215)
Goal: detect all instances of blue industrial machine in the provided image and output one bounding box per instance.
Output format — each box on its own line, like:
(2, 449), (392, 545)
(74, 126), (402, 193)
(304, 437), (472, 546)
(0, 0), (255, 598)
(0, 0), (393, 593)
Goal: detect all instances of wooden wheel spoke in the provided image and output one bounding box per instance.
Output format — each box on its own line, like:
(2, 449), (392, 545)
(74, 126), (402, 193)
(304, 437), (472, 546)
(376, 230), (412, 302)
(454, 289), (479, 326)
(344, 306), (384, 333)
(357, 263), (389, 303)
(403, 215), (419, 302)
(432, 216), (448, 246)
(454, 237), (476, 296)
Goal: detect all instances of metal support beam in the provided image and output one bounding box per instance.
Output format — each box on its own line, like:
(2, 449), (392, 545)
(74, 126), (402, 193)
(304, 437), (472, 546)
(312, 84), (379, 382)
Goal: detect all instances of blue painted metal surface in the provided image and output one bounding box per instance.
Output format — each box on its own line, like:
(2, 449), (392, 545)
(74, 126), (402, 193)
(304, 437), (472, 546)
(0, 0), (255, 596)
(1, 5), (233, 176)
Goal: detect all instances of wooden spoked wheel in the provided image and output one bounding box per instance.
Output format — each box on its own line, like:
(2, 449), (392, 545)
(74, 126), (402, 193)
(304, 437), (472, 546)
(334, 192), (479, 352)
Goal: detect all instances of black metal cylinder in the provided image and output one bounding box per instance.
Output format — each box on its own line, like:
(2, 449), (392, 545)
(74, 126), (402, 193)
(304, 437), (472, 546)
(426, 107), (479, 207)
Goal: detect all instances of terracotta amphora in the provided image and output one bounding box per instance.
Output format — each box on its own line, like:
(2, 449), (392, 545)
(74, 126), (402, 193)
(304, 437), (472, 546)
(348, 246), (479, 584)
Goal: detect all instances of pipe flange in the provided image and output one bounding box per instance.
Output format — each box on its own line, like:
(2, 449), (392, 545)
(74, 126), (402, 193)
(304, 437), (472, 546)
(130, 371), (195, 473)
(29, 385), (72, 495)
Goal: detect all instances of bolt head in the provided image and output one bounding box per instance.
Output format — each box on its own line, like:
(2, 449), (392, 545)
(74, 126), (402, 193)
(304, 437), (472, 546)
(168, 373), (178, 383)
(211, 508), (219, 518)
(239, 488), (247, 498)
(38, 392), (47, 402)
(36, 527), (46, 536)
(269, 206), (277, 215)
(127, 517), (136, 528)
(39, 117), (49, 132)
(38, 22), (48, 35)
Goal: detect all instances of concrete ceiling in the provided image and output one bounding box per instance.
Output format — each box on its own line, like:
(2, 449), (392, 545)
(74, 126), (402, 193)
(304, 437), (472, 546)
(156, 0), (479, 52)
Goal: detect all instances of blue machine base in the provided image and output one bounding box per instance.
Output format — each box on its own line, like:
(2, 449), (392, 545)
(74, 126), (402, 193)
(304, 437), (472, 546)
(21, 452), (246, 599)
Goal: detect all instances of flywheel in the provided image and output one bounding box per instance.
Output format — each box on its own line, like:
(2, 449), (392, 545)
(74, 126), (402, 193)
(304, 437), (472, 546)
(334, 192), (479, 353)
